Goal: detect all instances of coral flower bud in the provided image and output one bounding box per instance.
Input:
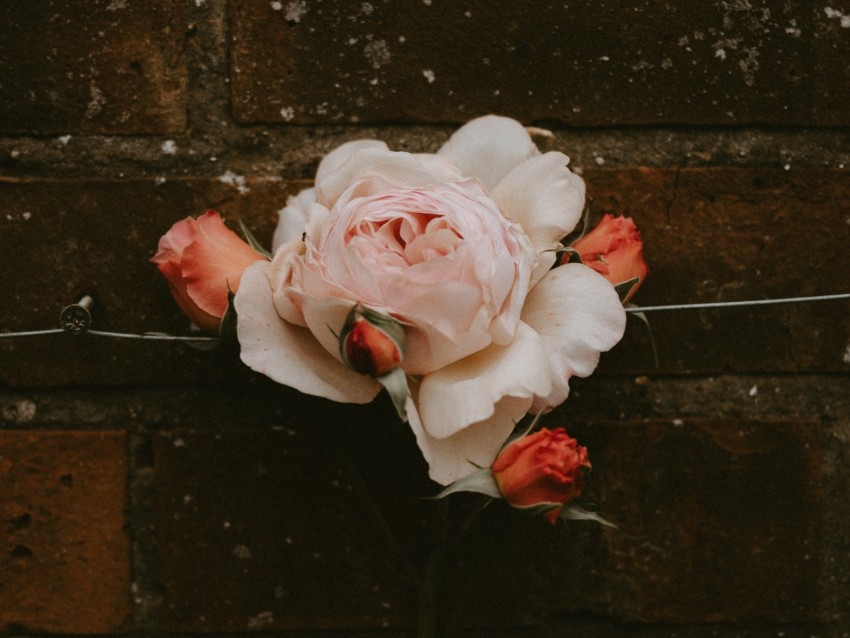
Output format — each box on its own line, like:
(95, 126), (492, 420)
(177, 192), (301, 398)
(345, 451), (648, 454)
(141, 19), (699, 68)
(340, 305), (406, 377)
(492, 427), (591, 524)
(568, 214), (649, 303)
(151, 210), (267, 334)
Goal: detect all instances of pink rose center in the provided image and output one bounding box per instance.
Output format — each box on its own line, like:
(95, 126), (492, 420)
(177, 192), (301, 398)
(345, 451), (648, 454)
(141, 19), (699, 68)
(348, 213), (464, 266)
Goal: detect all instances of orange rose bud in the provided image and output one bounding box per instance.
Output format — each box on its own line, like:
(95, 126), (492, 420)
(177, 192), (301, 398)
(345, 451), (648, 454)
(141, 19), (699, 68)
(568, 214), (649, 303)
(492, 428), (591, 525)
(151, 210), (266, 334)
(340, 305), (405, 377)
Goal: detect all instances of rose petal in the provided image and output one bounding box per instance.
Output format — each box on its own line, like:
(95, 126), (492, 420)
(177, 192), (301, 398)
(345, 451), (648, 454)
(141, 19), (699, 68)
(407, 391), (531, 485)
(181, 211), (266, 318)
(437, 115), (539, 192)
(235, 260), (382, 404)
(521, 263), (627, 412)
(314, 140), (389, 205)
(316, 147), (444, 206)
(272, 187), (315, 252)
(491, 152), (585, 284)
(417, 321), (551, 439)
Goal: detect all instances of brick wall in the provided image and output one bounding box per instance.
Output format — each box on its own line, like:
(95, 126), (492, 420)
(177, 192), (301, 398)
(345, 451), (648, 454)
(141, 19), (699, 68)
(1, 1), (849, 636)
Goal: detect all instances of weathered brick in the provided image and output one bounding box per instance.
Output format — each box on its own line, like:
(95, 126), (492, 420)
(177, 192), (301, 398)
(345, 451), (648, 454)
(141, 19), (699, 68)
(153, 423), (425, 631)
(567, 418), (823, 622)
(0, 430), (130, 633)
(230, 1), (850, 126)
(0, 0), (187, 134)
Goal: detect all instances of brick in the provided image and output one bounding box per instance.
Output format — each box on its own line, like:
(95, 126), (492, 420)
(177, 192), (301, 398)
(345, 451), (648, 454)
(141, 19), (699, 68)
(153, 422), (425, 631)
(230, 1), (849, 126)
(0, 169), (847, 388)
(0, 1), (187, 134)
(565, 418), (822, 623)
(0, 430), (130, 633)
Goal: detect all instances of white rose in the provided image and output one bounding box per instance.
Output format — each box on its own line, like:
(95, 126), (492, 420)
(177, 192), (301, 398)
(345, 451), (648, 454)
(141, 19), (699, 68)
(235, 115), (626, 484)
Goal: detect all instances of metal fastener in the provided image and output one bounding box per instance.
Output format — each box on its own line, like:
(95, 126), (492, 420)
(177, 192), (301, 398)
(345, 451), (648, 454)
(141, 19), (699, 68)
(59, 295), (95, 335)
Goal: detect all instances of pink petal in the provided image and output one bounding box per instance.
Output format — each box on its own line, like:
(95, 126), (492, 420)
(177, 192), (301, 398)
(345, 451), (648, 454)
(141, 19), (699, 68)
(235, 260), (382, 404)
(272, 187), (315, 252)
(407, 392), (532, 485)
(181, 212), (266, 317)
(438, 115), (539, 192)
(521, 264), (627, 412)
(417, 321), (551, 439)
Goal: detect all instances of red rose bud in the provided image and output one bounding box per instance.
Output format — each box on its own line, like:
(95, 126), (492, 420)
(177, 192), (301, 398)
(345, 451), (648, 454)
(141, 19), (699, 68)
(340, 305), (405, 377)
(568, 214), (649, 303)
(492, 427), (591, 525)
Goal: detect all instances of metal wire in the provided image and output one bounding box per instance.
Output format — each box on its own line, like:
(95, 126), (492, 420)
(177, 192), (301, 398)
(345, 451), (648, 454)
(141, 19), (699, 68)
(0, 328), (221, 343)
(1, 292), (848, 342)
(625, 292), (850, 313)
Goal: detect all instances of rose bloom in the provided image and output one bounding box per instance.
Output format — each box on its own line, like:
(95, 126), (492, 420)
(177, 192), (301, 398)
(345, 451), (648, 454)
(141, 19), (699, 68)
(570, 214), (649, 303)
(492, 427), (591, 524)
(235, 115), (626, 484)
(152, 210), (267, 333)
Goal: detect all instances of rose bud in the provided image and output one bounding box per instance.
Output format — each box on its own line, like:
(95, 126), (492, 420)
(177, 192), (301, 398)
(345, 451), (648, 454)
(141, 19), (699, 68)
(568, 214), (649, 303)
(340, 305), (406, 377)
(492, 427), (591, 524)
(151, 210), (267, 334)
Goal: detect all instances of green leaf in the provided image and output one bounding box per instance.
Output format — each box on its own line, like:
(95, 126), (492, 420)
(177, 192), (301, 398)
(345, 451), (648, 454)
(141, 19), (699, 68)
(500, 411), (544, 452)
(614, 277), (641, 303)
(238, 219), (273, 259)
(515, 501), (562, 518)
(219, 288), (238, 341)
(625, 304), (659, 369)
(377, 367), (410, 422)
(559, 504), (618, 528)
(432, 468), (503, 500)
(548, 246), (583, 264)
(181, 333), (222, 351)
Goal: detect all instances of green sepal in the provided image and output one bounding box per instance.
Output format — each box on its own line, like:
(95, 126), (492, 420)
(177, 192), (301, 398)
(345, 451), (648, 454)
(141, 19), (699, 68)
(499, 411), (544, 453)
(164, 331), (221, 351)
(547, 246), (583, 264)
(432, 468), (503, 500)
(339, 304), (407, 374)
(559, 504), (618, 528)
(614, 277), (641, 303)
(219, 288), (239, 341)
(514, 501), (562, 518)
(377, 367), (409, 422)
(625, 303), (659, 369)
(353, 305), (407, 352)
(238, 219), (273, 259)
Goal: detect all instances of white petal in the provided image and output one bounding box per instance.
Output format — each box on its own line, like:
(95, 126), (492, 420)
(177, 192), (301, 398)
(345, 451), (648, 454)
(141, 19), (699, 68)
(492, 152), (585, 283)
(417, 321), (551, 439)
(438, 115), (539, 192)
(314, 140), (389, 205)
(272, 187), (315, 252)
(235, 260), (382, 404)
(521, 263), (627, 412)
(408, 392), (529, 485)
(316, 147), (441, 206)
